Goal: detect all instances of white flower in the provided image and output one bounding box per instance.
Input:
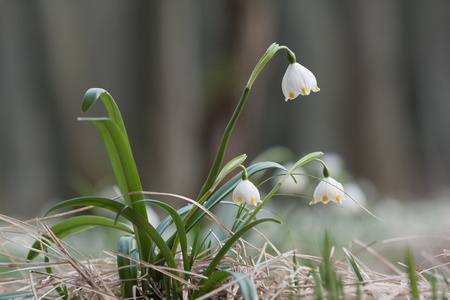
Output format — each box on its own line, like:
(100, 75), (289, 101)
(282, 62), (320, 101)
(232, 179), (261, 206)
(309, 177), (344, 205)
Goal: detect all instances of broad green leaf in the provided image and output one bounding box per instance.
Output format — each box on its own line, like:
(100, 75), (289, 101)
(27, 215), (132, 260)
(44, 197), (178, 271)
(117, 236), (138, 298)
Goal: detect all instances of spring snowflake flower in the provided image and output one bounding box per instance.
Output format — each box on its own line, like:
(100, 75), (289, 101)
(232, 179), (261, 206)
(282, 62), (320, 101)
(309, 176), (344, 205)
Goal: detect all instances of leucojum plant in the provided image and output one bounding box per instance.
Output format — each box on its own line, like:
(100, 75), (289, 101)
(27, 43), (347, 299)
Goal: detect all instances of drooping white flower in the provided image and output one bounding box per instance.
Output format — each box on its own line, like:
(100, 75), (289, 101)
(282, 62), (320, 101)
(309, 177), (344, 205)
(232, 179), (261, 206)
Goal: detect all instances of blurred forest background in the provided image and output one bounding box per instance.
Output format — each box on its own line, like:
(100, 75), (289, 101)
(1, 1), (450, 219)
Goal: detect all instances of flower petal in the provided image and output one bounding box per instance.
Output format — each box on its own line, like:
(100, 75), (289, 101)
(282, 62), (319, 100)
(310, 177), (344, 205)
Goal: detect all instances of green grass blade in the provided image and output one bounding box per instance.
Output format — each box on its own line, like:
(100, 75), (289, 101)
(406, 247), (420, 300)
(44, 197), (178, 271)
(27, 215), (133, 260)
(117, 236), (138, 299)
(344, 251), (364, 282)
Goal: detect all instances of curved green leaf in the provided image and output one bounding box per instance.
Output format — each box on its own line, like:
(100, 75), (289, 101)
(116, 199), (189, 273)
(81, 88), (127, 139)
(77, 117), (150, 262)
(27, 215), (133, 260)
(80, 89), (150, 264)
(200, 270), (258, 299)
(44, 197), (177, 271)
(210, 154), (247, 196)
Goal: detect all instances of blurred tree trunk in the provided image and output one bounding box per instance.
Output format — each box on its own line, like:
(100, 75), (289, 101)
(353, 1), (420, 196)
(413, 1), (450, 192)
(0, 1), (60, 216)
(145, 0), (203, 199)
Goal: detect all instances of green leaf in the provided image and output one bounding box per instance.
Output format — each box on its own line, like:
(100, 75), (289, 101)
(78, 117), (151, 264)
(0, 291), (37, 299)
(27, 215), (133, 260)
(78, 118), (146, 213)
(200, 270), (258, 299)
(80, 89), (151, 265)
(116, 199), (189, 274)
(344, 251), (364, 282)
(44, 197), (178, 272)
(81, 88), (128, 141)
(117, 236), (139, 298)
(209, 154), (247, 196)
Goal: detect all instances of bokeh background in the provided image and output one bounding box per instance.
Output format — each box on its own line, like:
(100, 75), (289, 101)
(1, 1), (449, 259)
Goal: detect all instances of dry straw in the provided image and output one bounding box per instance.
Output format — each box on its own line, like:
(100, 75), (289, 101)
(1, 210), (449, 299)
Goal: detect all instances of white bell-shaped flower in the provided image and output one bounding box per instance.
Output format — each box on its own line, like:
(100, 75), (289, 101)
(309, 176), (344, 205)
(282, 62), (320, 101)
(232, 179), (261, 206)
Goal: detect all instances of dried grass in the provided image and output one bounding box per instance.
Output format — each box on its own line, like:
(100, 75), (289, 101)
(0, 211), (449, 299)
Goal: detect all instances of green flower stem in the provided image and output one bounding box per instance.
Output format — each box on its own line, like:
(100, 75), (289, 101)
(197, 87), (251, 201)
(197, 42), (287, 201)
(314, 158), (330, 178)
(239, 165), (249, 180)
